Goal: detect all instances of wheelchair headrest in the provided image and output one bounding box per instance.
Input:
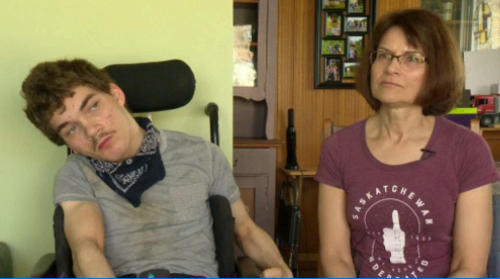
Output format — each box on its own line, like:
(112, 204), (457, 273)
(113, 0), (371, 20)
(103, 60), (195, 113)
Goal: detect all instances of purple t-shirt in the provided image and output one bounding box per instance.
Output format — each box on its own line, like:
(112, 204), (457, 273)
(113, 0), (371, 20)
(315, 116), (500, 278)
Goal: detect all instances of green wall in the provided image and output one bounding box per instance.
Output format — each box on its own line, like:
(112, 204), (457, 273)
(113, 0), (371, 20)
(0, 1), (232, 277)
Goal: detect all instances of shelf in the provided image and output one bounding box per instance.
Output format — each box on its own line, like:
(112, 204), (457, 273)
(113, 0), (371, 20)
(234, 139), (283, 148)
(233, 87), (266, 101)
(281, 167), (318, 178)
(482, 127), (500, 132)
(234, 0), (259, 3)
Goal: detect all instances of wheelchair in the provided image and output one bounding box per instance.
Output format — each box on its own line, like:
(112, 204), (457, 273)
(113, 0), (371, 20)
(32, 60), (258, 278)
(275, 180), (301, 277)
(0, 242), (12, 278)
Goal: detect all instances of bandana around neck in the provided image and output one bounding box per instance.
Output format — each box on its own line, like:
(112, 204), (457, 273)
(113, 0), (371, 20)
(88, 117), (166, 207)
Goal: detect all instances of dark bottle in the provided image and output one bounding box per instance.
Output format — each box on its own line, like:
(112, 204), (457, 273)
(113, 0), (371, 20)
(285, 109), (299, 170)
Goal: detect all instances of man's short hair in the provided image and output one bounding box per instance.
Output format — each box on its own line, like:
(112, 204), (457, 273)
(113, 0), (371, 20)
(355, 9), (464, 116)
(21, 59), (115, 146)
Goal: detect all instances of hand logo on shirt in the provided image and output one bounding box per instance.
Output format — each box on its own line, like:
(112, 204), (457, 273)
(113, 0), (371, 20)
(383, 210), (406, 264)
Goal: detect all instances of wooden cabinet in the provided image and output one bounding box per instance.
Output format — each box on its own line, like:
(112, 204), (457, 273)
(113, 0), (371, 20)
(233, 0), (278, 139)
(232, 0), (279, 241)
(232, 145), (278, 256)
(233, 145), (279, 238)
(482, 128), (500, 161)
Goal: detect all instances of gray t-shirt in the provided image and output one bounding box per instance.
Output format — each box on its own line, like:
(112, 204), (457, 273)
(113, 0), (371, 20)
(54, 130), (241, 277)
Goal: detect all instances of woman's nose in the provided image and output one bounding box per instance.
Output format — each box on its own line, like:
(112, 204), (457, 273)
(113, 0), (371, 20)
(385, 57), (402, 74)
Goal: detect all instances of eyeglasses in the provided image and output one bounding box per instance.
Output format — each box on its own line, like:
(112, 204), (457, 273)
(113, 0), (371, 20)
(369, 50), (426, 71)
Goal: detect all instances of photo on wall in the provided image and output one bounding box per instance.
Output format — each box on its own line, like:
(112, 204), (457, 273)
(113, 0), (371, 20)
(315, 0), (376, 89)
(325, 13), (342, 37)
(347, 36), (363, 61)
(322, 39), (345, 55)
(348, 0), (365, 14)
(323, 0), (346, 10)
(345, 16), (368, 32)
(343, 62), (358, 79)
(325, 58), (342, 82)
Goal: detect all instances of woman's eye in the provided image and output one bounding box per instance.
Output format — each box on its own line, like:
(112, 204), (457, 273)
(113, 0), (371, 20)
(411, 56), (424, 63)
(404, 54), (423, 63)
(379, 53), (392, 60)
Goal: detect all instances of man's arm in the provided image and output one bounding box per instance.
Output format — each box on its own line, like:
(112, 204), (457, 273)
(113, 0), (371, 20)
(60, 201), (115, 278)
(318, 183), (356, 278)
(231, 199), (293, 278)
(449, 184), (493, 278)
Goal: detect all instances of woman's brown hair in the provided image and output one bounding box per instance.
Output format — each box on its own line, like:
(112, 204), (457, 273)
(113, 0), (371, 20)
(356, 9), (464, 115)
(21, 59), (114, 145)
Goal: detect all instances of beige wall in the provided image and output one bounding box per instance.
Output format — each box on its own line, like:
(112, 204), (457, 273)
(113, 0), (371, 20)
(0, 1), (232, 277)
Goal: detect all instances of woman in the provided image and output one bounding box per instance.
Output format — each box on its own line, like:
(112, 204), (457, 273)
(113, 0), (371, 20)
(316, 9), (500, 278)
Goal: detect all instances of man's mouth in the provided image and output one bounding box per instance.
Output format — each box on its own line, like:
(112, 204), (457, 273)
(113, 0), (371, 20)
(97, 135), (113, 150)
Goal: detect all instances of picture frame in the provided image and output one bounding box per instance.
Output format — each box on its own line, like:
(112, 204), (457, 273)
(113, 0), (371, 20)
(344, 16), (368, 33)
(325, 58), (342, 82)
(322, 39), (345, 55)
(347, 35), (363, 61)
(323, 0), (346, 10)
(343, 62), (358, 79)
(325, 13), (342, 37)
(315, 0), (376, 89)
(348, 0), (365, 14)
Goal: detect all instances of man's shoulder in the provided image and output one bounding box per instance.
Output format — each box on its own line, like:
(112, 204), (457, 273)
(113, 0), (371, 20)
(55, 154), (96, 184)
(57, 154), (89, 174)
(160, 130), (210, 150)
(161, 129), (205, 141)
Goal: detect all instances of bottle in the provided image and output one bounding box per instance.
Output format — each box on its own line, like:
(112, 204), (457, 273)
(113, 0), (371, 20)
(285, 109), (299, 170)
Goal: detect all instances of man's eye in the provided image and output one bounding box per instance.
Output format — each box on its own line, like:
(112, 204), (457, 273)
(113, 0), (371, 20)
(68, 126), (77, 135)
(90, 102), (98, 111)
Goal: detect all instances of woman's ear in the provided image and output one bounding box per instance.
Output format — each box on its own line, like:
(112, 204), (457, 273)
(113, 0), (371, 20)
(109, 83), (126, 107)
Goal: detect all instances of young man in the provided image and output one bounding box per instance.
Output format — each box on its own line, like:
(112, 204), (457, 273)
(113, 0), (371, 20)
(21, 59), (292, 278)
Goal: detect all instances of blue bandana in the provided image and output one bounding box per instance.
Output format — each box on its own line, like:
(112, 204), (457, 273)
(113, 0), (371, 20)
(88, 117), (165, 207)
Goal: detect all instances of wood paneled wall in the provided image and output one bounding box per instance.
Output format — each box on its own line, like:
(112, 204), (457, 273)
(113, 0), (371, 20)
(275, 0), (421, 272)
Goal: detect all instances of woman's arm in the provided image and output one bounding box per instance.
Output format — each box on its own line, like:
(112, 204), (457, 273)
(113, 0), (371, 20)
(318, 183), (356, 278)
(449, 184), (493, 278)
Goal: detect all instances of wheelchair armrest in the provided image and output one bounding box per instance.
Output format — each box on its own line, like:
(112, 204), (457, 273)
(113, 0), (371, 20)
(29, 253), (56, 278)
(0, 242), (12, 278)
(236, 256), (261, 278)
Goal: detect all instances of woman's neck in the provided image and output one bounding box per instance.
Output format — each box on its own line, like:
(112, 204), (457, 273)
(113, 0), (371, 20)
(370, 106), (435, 142)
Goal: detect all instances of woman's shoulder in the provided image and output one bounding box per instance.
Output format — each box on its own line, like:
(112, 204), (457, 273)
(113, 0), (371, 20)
(434, 116), (491, 159)
(437, 116), (484, 143)
(324, 119), (366, 146)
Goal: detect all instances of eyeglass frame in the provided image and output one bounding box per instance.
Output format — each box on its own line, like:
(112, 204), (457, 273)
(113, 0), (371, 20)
(369, 50), (428, 70)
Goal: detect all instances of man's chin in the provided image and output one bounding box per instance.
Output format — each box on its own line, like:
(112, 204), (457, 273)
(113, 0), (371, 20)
(98, 155), (126, 163)
(84, 152), (126, 163)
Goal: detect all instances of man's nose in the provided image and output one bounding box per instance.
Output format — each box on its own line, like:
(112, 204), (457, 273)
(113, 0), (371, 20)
(83, 118), (102, 138)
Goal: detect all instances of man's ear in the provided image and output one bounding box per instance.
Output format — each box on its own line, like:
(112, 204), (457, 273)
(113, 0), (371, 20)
(109, 83), (126, 107)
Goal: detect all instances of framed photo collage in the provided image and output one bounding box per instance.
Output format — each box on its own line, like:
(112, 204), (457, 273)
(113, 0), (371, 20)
(315, 0), (377, 89)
